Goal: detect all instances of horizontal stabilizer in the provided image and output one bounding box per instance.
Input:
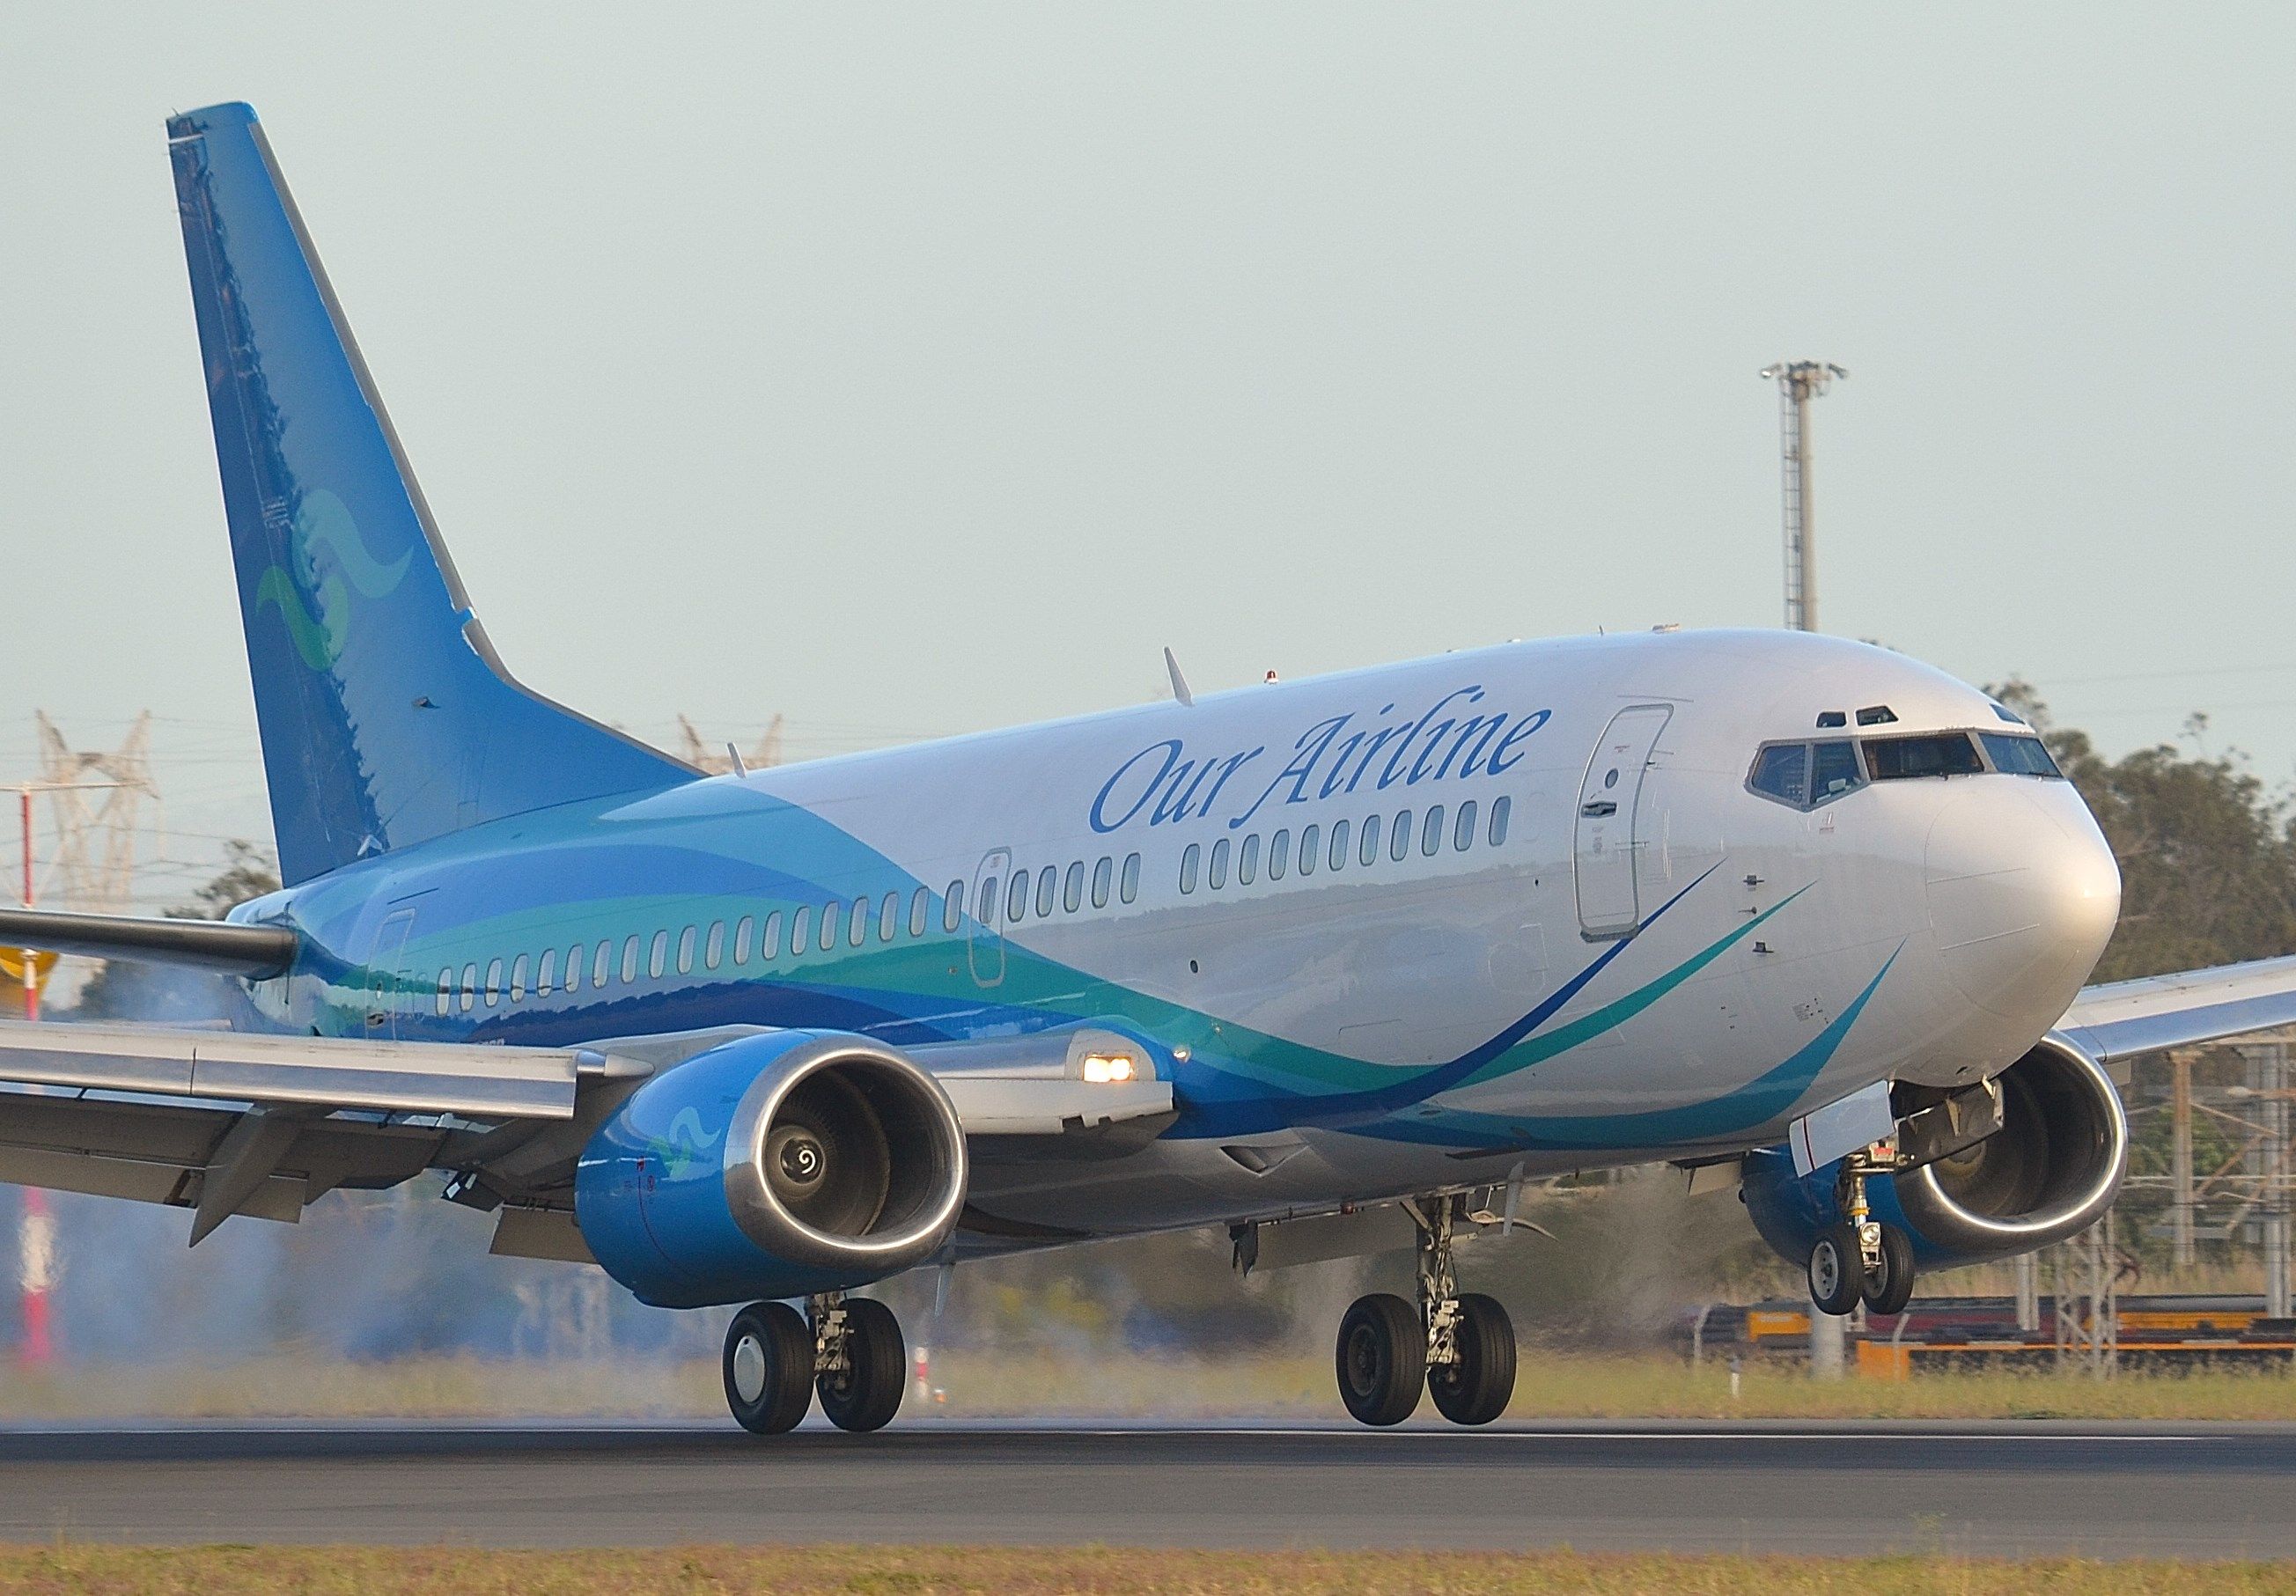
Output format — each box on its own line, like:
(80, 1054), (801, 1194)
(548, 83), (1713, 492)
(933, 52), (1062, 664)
(0, 908), (298, 977)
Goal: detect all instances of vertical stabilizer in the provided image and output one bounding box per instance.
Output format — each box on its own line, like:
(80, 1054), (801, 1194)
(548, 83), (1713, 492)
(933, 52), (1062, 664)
(167, 102), (692, 885)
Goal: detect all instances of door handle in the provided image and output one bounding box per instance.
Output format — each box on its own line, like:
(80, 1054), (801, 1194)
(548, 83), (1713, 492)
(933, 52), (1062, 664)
(1580, 800), (1617, 817)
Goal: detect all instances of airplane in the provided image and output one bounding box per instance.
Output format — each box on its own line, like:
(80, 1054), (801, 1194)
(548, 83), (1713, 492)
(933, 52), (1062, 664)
(4, 99), (2293, 1433)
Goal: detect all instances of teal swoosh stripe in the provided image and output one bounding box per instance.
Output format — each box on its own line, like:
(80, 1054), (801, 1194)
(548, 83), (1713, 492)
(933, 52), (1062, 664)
(1457, 885), (1809, 1090)
(1364, 944), (1902, 1151)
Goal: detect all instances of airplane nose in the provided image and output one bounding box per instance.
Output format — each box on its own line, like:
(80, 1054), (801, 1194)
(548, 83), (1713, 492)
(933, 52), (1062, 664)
(1925, 783), (2121, 1020)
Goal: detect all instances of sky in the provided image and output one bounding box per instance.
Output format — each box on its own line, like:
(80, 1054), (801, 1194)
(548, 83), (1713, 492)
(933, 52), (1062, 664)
(2, 4), (2292, 911)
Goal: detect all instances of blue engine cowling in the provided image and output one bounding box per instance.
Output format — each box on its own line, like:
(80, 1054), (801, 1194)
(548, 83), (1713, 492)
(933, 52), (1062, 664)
(1742, 1036), (2128, 1269)
(575, 1029), (968, 1308)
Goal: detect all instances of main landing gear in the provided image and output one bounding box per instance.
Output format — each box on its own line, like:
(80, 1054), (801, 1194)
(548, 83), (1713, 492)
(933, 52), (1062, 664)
(1807, 1149), (1917, 1318)
(722, 1291), (909, 1435)
(1336, 1196), (1516, 1427)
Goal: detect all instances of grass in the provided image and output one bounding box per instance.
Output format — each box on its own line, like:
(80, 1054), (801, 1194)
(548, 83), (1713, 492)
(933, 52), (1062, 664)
(2, 1547), (2296, 1595)
(5, 1348), (2296, 1423)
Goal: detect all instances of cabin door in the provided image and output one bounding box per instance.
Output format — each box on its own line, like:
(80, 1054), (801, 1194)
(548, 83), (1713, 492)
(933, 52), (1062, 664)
(364, 908), (419, 1038)
(1573, 704), (1673, 941)
(968, 848), (1011, 988)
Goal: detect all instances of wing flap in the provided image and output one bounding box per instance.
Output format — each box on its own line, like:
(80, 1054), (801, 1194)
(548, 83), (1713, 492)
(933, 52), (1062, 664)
(0, 1020), (588, 1119)
(2060, 953), (2296, 1062)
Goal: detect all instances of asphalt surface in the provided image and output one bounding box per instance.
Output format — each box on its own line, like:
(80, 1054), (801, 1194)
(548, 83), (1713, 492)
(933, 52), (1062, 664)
(0, 1419), (2290, 1557)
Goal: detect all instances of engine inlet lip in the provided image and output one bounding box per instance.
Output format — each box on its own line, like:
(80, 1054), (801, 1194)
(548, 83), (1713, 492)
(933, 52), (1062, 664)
(722, 1033), (968, 1271)
(1894, 1033), (2127, 1247)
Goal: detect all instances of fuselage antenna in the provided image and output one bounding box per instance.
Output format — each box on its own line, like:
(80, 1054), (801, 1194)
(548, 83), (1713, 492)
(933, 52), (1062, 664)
(1164, 647), (1195, 708)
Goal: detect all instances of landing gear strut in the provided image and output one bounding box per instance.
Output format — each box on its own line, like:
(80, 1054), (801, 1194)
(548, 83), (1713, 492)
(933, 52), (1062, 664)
(1335, 1195), (1517, 1427)
(1807, 1148), (1918, 1318)
(721, 1292), (909, 1435)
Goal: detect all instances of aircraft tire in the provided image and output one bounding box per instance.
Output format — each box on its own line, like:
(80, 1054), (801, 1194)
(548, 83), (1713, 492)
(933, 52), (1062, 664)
(1807, 1223), (1864, 1316)
(818, 1297), (907, 1433)
(1429, 1292), (1516, 1426)
(1861, 1223), (1917, 1316)
(1336, 1292), (1425, 1426)
(723, 1300), (813, 1435)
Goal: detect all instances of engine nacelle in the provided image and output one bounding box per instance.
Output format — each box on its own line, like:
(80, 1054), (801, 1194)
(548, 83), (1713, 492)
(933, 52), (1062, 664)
(1743, 1036), (2128, 1269)
(575, 1030), (968, 1307)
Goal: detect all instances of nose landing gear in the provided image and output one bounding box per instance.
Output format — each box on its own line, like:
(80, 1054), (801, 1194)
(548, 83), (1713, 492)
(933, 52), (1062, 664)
(1807, 1148), (1918, 1318)
(1335, 1195), (1519, 1427)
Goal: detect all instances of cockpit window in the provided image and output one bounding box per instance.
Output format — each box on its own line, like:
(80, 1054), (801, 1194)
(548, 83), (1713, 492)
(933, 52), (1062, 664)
(1810, 739), (1864, 800)
(1981, 732), (2063, 777)
(1865, 732), (1983, 780)
(1748, 743), (1810, 806)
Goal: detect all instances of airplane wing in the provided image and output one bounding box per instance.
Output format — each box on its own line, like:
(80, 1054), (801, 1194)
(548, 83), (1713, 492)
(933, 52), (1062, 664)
(2058, 953), (2296, 1063)
(0, 1019), (1172, 1254)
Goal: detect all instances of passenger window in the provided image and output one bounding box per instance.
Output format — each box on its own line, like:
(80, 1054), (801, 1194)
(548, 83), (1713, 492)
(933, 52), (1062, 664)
(1181, 843), (1200, 894)
(1035, 868), (1057, 919)
(978, 877), (999, 923)
(1453, 801), (1477, 851)
(1810, 740), (1864, 801)
(1239, 833), (1260, 886)
(1980, 732), (2063, 778)
(485, 958), (504, 1007)
(760, 912), (781, 961)
(945, 881), (965, 931)
(879, 891), (899, 942)
(436, 968), (452, 1017)
(1866, 732), (1983, 781)
(1391, 811), (1412, 862)
(1748, 743), (1811, 806)
(1269, 828), (1291, 879)
(705, 922), (725, 970)
(1209, 838), (1230, 890)
(676, 925), (696, 975)
(1299, 823), (1321, 875)
(1120, 853), (1141, 903)
(1007, 872), (1030, 923)
(537, 949), (556, 997)
(592, 942), (611, 989)
(733, 916), (754, 966)
(1422, 805), (1444, 857)
(1064, 860), (1085, 913)
(1092, 857), (1112, 908)
(1489, 797), (1512, 847)
(821, 903), (840, 952)
(1359, 813), (1380, 866)
(651, 931), (669, 979)
(850, 899), (870, 946)
(791, 906), (810, 955)
(510, 955), (528, 1002)
(1329, 818), (1351, 871)
(910, 886), (931, 938)
(460, 963), (477, 1012)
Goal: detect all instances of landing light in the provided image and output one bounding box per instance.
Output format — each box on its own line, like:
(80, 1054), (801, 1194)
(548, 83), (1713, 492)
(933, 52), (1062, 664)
(1080, 1054), (1139, 1085)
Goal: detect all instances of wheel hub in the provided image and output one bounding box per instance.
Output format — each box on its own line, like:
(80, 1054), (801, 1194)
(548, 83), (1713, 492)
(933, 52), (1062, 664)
(731, 1332), (768, 1404)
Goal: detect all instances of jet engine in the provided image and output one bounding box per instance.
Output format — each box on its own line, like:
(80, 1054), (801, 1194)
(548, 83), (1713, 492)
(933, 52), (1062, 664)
(575, 1030), (968, 1307)
(1742, 1036), (2128, 1269)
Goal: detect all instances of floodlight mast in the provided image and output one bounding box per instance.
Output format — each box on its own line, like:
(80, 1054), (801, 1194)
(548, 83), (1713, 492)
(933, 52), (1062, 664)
(1760, 362), (1848, 633)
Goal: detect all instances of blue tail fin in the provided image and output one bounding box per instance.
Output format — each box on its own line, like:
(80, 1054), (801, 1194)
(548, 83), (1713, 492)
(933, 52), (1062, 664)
(167, 103), (692, 886)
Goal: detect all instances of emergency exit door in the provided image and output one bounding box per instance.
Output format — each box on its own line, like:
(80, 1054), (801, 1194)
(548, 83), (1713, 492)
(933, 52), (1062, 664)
(1573, 704), (1673, 941)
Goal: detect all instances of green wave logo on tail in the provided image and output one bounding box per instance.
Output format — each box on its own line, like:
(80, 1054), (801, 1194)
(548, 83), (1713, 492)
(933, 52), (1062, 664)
(253, 489), (414, 671)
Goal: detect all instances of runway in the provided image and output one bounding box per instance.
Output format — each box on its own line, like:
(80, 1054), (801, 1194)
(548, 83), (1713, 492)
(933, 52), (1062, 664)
(0, 1419), (2290, 1558)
